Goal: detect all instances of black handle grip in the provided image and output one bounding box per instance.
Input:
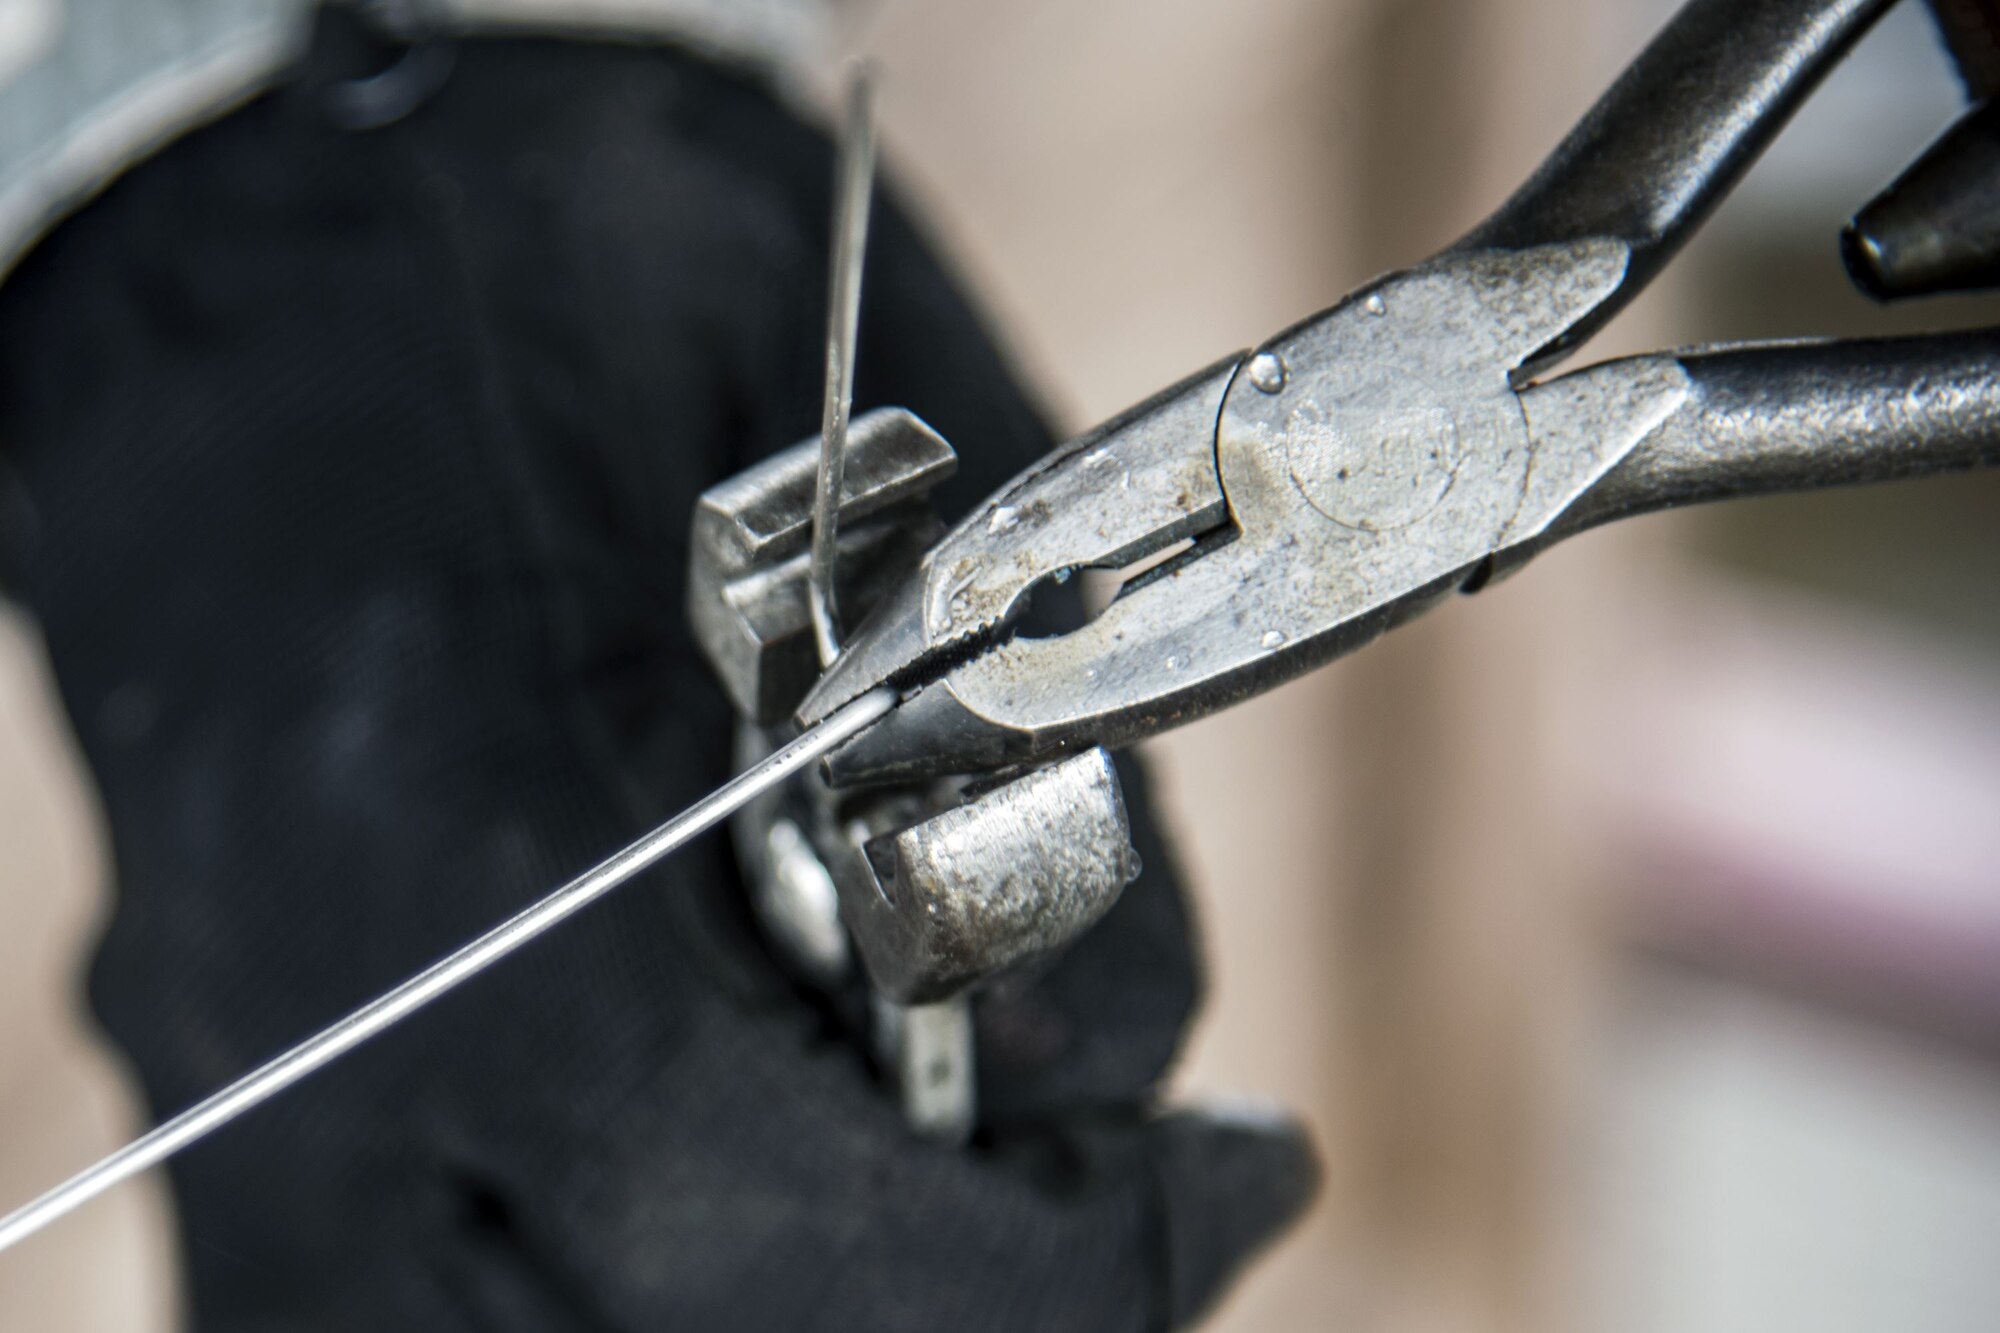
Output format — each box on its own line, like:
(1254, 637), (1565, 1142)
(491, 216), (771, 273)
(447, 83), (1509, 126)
(1454, 0), (1896, 361)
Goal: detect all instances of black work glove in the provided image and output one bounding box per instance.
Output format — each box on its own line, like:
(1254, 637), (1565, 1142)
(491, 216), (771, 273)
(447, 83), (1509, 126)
(0, 19), (1315, 1331)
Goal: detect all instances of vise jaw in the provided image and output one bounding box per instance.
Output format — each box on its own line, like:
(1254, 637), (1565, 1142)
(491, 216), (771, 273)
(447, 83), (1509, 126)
(688, 410), (1138, 1140)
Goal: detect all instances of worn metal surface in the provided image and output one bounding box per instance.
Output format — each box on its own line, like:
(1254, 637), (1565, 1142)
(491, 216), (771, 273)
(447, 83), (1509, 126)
(1451, 0), (1895, 366)
(743, 813), (851, 986)
(874, 995), (975, 1143)
(1842, 100), (2000, 300)
(839, 748), (1135, 1004)
(798, 0), (2000, 789)
(692, 409), (956, 574)
(808, 242), (1664, 782)
(693, 393), (1138, 1139)
(689, 409), (954, 723)
(798, 358), (1236, 728)
(1535, 333), (2000, 541)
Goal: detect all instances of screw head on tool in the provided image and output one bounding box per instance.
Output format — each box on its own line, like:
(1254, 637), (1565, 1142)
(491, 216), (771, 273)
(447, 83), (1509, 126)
(1247, 351), (1287, 394)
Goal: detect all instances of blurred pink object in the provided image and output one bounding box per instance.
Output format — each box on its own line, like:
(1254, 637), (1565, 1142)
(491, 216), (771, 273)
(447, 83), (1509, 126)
(1607, 579), (2000, 1039)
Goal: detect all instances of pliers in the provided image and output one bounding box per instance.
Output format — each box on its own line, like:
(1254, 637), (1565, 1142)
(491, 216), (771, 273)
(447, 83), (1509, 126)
(798, 0), (2000, 783)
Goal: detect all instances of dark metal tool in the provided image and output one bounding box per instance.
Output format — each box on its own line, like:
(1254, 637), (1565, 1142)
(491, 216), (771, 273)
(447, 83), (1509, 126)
(797, 0), (2000, 787)
(1843, 0), (2000, 297)
(686, 70), (1138, 1141)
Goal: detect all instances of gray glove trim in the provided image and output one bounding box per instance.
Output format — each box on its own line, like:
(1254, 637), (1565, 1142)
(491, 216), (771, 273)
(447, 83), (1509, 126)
(0, 0), (833, 289)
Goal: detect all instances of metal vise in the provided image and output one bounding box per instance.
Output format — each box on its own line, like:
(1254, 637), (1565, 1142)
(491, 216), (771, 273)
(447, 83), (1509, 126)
(688, 409), (1140, 1139)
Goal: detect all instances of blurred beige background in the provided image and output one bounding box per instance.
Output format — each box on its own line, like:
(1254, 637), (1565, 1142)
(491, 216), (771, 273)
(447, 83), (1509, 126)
(5, 1), (2000, 1331)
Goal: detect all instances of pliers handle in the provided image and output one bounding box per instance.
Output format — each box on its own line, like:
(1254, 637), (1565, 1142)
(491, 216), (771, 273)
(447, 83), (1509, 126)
(1459, 0), (1895, 365)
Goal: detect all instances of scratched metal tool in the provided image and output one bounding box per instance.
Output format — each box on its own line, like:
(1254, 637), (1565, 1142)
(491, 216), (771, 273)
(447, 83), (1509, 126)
(797, 0), (2000, 788)
(687, 66), (1139, 1141)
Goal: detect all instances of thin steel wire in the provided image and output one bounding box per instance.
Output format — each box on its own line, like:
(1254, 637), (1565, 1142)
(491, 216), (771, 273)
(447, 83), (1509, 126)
(807, 66), (879, 667)
(0, 687), (897, 1254)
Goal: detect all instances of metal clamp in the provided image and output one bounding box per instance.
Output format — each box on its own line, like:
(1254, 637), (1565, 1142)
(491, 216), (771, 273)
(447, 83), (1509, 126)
(693, 419), (1139, 1141)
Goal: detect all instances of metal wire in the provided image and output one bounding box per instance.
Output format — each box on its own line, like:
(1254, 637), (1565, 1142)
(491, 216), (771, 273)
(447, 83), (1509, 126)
(0, 686), (897, 1254)
(808, 66), (879, 667)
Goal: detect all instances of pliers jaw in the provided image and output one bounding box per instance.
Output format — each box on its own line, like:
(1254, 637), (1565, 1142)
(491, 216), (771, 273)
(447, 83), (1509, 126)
(807, 241), (1655, 785)
(794, 356), (1239, 747)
